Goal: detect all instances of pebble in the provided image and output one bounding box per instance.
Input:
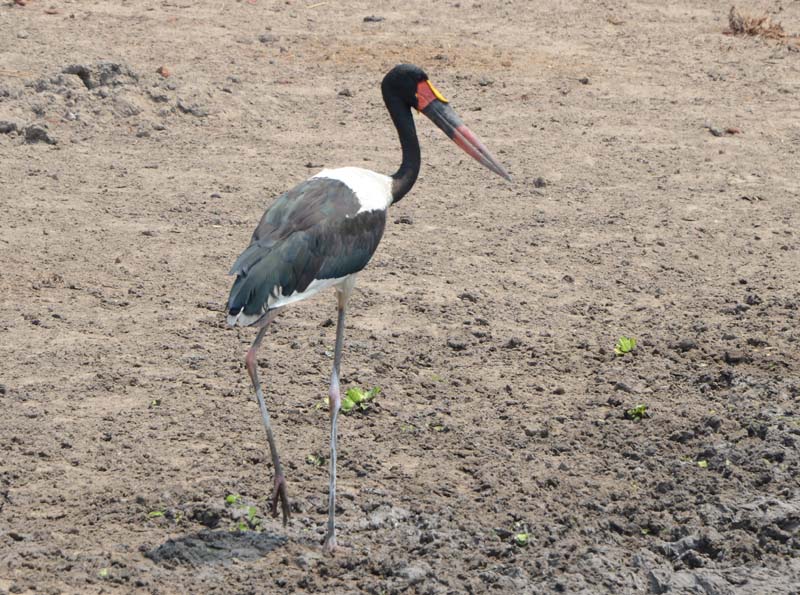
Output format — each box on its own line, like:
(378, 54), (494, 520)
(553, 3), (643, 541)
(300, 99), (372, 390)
(258, 33), (278, 44)
(363, 15), (385, 22)
(0, 121), (17, 134)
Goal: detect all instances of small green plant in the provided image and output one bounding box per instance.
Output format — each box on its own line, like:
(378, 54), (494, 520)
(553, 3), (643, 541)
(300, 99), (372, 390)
(342, 386), (381, 413)
(98, 568), (110, 579)
(149, 399), (161, 408)
(225, 494), (241, 505)
(514, 532), (530, 547)
(306, 453), (325, 466)
(624, 404), (649, 421)
(614, 336), (637, 356)
(697, 460), (708, 469)
(319, 386), (381, 414)
(232, 521), (250, 532)
(147, 510), (165, 518)
(247, 505), (258, 525)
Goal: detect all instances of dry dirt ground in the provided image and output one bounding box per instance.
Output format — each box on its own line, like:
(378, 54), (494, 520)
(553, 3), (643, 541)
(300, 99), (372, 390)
(1, 0), (799, 593)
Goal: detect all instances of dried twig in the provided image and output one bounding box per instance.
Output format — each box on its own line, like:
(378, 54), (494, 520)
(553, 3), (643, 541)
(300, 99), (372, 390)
(726, 6), (786, 39)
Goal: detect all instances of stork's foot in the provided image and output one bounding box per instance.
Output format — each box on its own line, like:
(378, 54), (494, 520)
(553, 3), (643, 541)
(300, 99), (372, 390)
(270, 473), (291, 526)
(322, 532), (337, 555)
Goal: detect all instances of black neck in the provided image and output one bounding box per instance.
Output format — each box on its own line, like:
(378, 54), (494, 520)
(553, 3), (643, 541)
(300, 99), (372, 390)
(385, 95), (420, 203)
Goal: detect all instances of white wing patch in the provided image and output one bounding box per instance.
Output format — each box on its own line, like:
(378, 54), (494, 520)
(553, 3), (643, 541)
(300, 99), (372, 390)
(227, 275), (352, 327)
(313, 167), (393, 214)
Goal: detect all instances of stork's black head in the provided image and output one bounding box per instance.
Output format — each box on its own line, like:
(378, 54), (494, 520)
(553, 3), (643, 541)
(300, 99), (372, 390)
(381, 63), (512, 181)
(381, 63), (429, 110)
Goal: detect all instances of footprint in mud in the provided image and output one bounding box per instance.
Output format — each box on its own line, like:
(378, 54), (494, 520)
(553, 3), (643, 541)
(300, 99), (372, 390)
(146, 530), (287, 567)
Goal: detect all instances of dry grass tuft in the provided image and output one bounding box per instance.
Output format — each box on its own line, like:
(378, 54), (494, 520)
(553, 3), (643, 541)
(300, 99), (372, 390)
(726, 6), (787, 39)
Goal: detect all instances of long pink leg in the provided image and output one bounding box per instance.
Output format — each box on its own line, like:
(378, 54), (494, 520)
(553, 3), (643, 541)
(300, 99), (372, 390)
(244, 311), (290, 525)
(323, 278), (355, 553)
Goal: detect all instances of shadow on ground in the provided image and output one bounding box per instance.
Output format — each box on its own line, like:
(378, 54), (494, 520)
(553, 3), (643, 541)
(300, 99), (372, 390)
(146, 530), (287, 567)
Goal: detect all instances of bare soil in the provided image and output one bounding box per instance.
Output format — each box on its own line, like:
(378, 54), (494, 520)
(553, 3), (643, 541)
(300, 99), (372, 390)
(1, 1), (799, 593)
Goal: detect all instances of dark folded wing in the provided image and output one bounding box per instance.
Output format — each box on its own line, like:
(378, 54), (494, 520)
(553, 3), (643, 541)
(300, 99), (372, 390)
(227, 177), (387, 319)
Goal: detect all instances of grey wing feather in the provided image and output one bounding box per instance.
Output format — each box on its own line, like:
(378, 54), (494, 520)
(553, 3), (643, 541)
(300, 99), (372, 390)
(227, 177), (386, 319)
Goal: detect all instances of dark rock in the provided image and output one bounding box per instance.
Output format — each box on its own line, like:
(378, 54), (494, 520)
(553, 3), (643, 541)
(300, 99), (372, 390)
(704, 416), (722, 432)
(723, 350), (750, 365)
(394, 215), (413, 225)
(363, 15), (384, 22)
(63, 61), (138, 90)
(447, 338), (467, 351)
(745, 293), (762, 306)
(0, 121), (17, 134)
(190, 503), (224, 528)
(337, 88), (353, 97)
(669, 430), (694, 443)
(504, 337), (522, 349)
(532, 176), (547, 188)
(147, 89), (169, 103)
(676, 339), (698, 352)
(24, 125), (56, 144)
(578, 77), (590, 84)
(177, 100), (208, 117)
(258, 33), (278, 44)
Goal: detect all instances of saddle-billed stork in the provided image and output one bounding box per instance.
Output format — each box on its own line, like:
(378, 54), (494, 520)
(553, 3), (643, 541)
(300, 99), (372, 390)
(226, 63), (510, 552)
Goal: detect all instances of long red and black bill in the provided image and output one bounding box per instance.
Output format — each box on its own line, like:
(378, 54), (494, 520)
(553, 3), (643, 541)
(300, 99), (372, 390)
(417, 79), (512, 182)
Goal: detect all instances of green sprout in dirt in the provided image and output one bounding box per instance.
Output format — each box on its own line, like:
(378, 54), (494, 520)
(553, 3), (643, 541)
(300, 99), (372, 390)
(614, 336), (637, 356)
(225, 494), (241, 505)
(697, 460), (708, 469)
(231, 506), (261, 533)
(624, 404), (649, 421)
(342, 386), (381, 412)
(318, 386), (381, 414)
(147, 510), (165, 518)
(306, 453), (325, 467)
(514, 531), (530, 547)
